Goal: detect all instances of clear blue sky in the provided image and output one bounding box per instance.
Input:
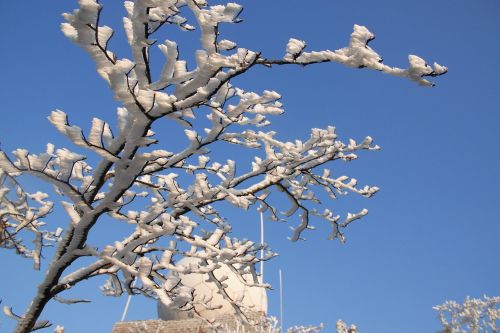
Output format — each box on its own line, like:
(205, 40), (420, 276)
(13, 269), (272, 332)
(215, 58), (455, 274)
(1, 1), (499, 332)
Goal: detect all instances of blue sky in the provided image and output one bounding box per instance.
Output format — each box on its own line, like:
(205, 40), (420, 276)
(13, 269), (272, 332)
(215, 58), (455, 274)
(0, 1), (499, 332)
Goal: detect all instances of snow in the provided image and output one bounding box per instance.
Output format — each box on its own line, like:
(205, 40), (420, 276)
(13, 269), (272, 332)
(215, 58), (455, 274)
(284, 38), (307, 61)
(276, 24), (447, 87)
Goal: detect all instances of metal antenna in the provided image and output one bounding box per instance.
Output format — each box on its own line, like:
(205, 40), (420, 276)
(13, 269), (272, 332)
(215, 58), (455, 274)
(258, 210), (265, 333)
(120, 279), (137, 322)
(260, 210), (265, 280)
(121, 244), (148, 322)
(259, 208), (267, 320)
(279, 269), (284, 332)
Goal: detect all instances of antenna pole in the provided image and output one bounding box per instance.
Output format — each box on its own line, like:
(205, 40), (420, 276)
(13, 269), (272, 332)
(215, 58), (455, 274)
(121, 293), (133, 322)
(279, 269), (284, 332)
(260, 211), (264, 280)
(121, 245), (147, 321)
(121, 276), (139, 321)
(259, 209), (267, 319)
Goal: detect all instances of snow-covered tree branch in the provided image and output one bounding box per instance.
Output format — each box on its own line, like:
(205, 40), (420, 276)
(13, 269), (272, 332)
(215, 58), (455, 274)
(0, 0), (446, 332)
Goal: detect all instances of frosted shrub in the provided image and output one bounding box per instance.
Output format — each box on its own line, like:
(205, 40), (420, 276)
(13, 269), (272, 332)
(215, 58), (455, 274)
(434, 296), (500, 333)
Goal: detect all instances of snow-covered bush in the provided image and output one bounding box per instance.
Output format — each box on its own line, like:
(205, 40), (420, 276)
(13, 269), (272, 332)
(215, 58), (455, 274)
(218, 315), (329, 333)
(434, 296), (500, 333)
(0, 0), (446, 332)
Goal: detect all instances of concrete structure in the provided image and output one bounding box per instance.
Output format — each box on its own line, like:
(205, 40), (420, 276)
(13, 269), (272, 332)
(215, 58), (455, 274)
(158, 257), (267, 322)
(113, 258), (268, 332)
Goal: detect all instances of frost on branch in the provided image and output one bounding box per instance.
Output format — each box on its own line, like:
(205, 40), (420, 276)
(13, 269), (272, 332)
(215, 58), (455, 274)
(54, 326), (65, 333)
(434, 296), (500, 333)
(0, 1), (446, 332)
(48, 110), (118, 162)
(0, 168), (58, 270)
(335, 320), (358, 333)
(279, 24), (447, 87)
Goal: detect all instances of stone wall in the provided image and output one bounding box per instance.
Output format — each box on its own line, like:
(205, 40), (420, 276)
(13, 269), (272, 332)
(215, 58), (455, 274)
(112, 318), (206, 333)
(112, 313), (266, 333)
